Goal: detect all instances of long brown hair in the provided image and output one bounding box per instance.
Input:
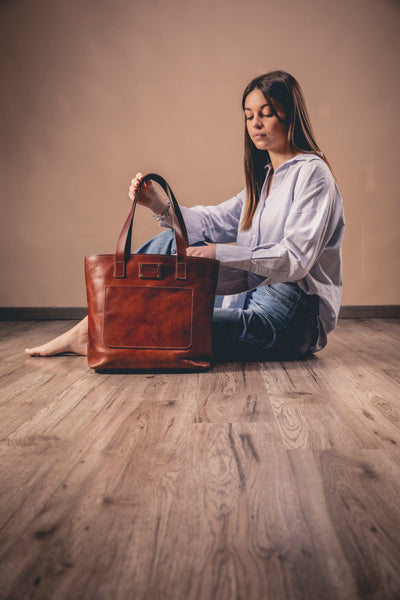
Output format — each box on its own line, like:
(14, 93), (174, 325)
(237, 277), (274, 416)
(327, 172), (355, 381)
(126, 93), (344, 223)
(241, 70), (330, 230)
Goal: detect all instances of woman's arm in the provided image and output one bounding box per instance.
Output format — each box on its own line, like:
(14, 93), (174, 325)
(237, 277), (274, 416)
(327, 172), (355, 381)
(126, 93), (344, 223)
(177, 190), (245, 245)
(128, 173), (175, 226)
(214, 162), (344, 285)
(129, 174), (245, 239)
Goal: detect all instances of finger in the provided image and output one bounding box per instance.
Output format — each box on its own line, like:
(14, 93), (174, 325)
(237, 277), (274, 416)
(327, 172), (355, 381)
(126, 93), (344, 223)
(130, 173), (143, 188)
(129, 173), (144, 199)
(128, 183), (136, 200)
(135, 174), (153, 193)
(136, 173), (154, 188)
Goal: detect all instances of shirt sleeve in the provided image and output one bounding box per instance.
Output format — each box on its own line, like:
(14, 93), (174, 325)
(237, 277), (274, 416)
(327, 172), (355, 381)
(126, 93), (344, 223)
(215, 162), (338, 285)
(175, 189), (245, 245)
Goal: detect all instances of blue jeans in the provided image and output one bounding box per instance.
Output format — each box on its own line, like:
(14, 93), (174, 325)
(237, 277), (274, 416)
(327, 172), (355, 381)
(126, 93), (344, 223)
(136, 230), (320, 362)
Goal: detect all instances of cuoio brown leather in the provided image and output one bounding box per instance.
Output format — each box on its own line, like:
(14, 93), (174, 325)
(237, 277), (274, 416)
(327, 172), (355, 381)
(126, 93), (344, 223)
(84, 173), (220, 371)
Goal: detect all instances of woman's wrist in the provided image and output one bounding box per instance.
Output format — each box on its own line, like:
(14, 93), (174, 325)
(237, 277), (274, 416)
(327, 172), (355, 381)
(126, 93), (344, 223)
(145, 196), (167, 214)
(152, 200), (171, 222)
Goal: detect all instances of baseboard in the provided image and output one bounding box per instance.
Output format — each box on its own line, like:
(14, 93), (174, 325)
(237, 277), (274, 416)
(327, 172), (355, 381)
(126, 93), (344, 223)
(338, 305), (400, 318)
(0, 307), (88, 321)
(0, 305), (399, 321)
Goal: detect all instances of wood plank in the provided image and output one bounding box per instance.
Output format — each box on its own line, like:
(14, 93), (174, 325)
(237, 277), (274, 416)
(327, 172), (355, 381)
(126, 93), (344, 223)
(0, 321), (82, 391)
(359, 317), (400, 343)
(333, 318), (400, 384)
(0, 320), (77, 357)
(149, 423), (334, 600)
(0, 373), (199, 599)
(0, 373), (136, 560)
(0, 360), (91, 437)
(193, 362), (274, 424)
(258, 358), (394, 450)
(1, 319), (400, 600)
(256, 328), (400, 450)
(289, 449), (400, 599)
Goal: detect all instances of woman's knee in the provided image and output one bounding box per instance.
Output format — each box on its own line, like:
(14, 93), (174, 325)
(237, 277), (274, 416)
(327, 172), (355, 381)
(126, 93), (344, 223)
(135, 229), (175, 255)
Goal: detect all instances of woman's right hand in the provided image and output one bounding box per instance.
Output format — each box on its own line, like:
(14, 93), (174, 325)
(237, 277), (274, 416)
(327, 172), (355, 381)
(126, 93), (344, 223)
(128, 173), (166, 213)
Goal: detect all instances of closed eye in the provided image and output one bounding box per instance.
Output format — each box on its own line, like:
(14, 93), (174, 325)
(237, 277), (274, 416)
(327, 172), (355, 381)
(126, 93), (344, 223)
(245, 112), (274, 121)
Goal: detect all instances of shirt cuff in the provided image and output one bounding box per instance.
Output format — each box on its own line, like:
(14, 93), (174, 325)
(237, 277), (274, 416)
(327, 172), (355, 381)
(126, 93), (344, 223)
(177, 206), (204, 245)
(215, 243), (252, 267)
(159, 206), (201, 244)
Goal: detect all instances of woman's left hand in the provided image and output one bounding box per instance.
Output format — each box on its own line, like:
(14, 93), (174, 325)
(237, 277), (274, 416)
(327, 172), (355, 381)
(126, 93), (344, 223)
(186, 244), (217, 259)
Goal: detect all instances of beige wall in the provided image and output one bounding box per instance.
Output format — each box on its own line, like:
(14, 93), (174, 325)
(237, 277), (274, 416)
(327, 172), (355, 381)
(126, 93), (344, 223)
(1, 0), (399, 308)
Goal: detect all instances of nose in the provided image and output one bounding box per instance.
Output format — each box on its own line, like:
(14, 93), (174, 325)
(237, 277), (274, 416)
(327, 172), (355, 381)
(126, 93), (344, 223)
(252, 114), (262, 128)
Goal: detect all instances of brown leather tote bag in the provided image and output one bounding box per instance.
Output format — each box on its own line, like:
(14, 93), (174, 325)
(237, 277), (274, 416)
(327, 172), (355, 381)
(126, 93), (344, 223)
(84, 173), (220, 372)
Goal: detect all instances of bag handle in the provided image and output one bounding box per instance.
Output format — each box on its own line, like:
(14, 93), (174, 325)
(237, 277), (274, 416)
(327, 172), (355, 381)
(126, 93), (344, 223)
(114, 173), (189, 279)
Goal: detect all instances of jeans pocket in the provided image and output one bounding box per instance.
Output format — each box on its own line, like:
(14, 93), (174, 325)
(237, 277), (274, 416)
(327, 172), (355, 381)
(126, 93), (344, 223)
(255, 283), (302, 331)
(275, 293), (320, 357)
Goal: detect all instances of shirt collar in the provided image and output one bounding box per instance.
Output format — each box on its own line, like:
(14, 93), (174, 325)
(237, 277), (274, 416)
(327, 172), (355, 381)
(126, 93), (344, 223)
(264, 152), (321, 174)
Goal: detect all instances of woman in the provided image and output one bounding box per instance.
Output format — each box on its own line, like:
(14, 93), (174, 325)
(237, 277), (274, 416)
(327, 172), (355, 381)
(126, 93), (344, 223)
(25, 70), (344, 361)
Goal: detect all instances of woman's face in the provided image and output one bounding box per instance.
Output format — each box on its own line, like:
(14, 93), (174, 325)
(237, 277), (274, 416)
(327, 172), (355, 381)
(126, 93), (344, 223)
(244, 88), (289, 154)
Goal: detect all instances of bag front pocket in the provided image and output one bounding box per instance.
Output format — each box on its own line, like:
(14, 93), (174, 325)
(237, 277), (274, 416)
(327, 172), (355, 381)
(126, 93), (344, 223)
(104, 286), (193, 349)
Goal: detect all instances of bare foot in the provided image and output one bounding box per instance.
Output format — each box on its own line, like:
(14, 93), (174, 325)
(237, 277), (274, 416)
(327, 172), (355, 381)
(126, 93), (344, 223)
(25, 317), (88, 357)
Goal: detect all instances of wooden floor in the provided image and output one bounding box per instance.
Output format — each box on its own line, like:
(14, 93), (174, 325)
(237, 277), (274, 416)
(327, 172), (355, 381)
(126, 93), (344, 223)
(1, 319), (400, 600)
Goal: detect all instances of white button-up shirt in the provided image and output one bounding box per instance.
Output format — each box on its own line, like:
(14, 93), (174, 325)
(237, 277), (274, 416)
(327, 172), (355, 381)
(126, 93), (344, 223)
(179, 154), (345, 350)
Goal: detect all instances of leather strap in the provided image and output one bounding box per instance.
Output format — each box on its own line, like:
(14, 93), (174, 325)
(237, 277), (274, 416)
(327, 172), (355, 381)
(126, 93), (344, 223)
(114, 173), (189, 279)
